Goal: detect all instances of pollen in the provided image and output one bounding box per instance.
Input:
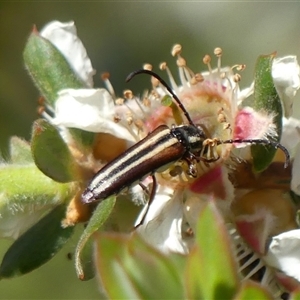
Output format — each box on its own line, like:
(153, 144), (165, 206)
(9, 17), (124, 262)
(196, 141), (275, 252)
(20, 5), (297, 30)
(115, 98), (125, 105)
(159, 62), (167, 70)
(171, 44), (182, 56)
(101, 72), (116, 98)
(143, 63), (153, 71)
(214, 47), (223, 57)
(123, 89), (133, 99)
(233, 74), (242, 82)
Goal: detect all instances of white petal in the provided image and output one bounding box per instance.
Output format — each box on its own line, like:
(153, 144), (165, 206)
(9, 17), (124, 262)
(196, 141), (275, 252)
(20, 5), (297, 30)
(40, 21), (95, 87)
(52, 88), (136, 142)
(136, 186), (189, 254)
(281, 117), (300, 153)
(265, 229), (300, 282)
(291, 146), (300, 194)
(272, 56), (300, 118)
(238, 82), (254, 105)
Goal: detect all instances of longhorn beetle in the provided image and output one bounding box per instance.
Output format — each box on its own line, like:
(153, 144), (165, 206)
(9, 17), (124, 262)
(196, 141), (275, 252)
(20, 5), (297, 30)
(81, 69), (290, 225)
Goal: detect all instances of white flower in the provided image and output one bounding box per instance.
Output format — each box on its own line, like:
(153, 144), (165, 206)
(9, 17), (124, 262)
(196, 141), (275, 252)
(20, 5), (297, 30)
(136, 186), (191, 254)
(40, 20), (95, 88)
(52, 88), (138, 143)
(281, 117), (300, 195)
(265, 229), (300, 283)
(272, 56), (300, 118)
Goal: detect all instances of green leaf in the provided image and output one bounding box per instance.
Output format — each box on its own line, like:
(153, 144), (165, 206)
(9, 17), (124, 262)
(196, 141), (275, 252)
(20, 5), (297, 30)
(0, 164), (71, 203)
(0, 163), (72, 239)
(74, 196), (116, 280)
(68, 128), (95, 150)
(31, 119), (80, 183)
(0, 204), (74, 278)
(291, 290), (300, 300)
(252, 53), (283, 172)
(9, 137), (33, 164)
(185, 201), (238, 299)
(94, 232), (184, 299)
(23, 28), (96, 148)
(23, 28), (85, 106)
(233, 280), (273, 300)
(123, 236), (184, 299)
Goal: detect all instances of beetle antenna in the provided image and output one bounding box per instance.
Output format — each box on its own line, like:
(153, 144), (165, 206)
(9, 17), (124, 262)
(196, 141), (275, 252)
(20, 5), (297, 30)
(126, 69), (195, 125)
(218, 138), (290, 168)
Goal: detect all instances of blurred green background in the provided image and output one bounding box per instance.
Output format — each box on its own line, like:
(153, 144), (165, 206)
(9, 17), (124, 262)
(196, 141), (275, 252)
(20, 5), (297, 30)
(1, 2), (300, 299)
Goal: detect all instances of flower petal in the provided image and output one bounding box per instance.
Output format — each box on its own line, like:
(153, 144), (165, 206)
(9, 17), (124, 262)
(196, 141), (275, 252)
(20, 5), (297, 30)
(233, 107), (276, 142)
(281, 117), (300, 153)
(52, 88), (136, 142)
(265, 229), (300, 282)
(136, 186), (189, 254)
(40, 21), (95, 87)
(272, 56), (300, 118)
(291, 146), (300, 195)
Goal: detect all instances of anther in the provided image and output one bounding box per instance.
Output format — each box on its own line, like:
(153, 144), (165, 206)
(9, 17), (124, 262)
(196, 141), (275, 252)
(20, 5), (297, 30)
(233, 74), (241, 83)
(171, 44), (182, 57)
(143, 63), (153, 71)
(134, 119), (144, 130)
(236, 64), (246, 71)
(126, 116), (133, 125)
(101, 72), (110, 80)
(101, 72), (116, 98)
(142, 97), (151, 107)
(123, 89), (133, 99)
(37, 106), (45, 115)
(115, 98), (124, 105)
(159, 62), (167, 70)
(192, 73), (204, 83)
(203, 54), (211, 65)
(113, 115), (121, 123)
(214, 47), (223, 57)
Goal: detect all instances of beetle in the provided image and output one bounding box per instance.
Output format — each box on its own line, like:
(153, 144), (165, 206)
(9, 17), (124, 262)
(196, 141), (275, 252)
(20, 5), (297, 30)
(81, 70), (290, 223)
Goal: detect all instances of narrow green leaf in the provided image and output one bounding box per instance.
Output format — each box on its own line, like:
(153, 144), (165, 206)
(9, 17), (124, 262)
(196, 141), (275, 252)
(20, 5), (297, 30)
(9, 137), (33, 164)
(94, 232), (184, 299)
(0, 204), (74, 278)
(31, 119), (80, 183)
(124, 235), (184, 299)
(234, 280), (273, 300)
(186, 201), (238, 299)
(23, 28), (85, 106)
(252, 53), (283, 172)
(95, 233), (141, 299)
(74, 196), (116, 280)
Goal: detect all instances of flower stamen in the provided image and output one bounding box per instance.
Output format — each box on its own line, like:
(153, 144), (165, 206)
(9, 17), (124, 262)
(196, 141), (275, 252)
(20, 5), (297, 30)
(101, 72), (116, 99)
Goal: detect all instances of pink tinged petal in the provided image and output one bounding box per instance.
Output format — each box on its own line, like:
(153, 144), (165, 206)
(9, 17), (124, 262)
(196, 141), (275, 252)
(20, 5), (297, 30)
(235, 209), (275, 255)
(272, 56), (300, 118)
(265, 230), (300, 283)
(275, 271), (300, 292)
(52, 88), (136, 142)
(233, 107), (275, 143)
(189, 166), (233, 201)
(136, 186), (189, 254)
(40, 21), (95, 87)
